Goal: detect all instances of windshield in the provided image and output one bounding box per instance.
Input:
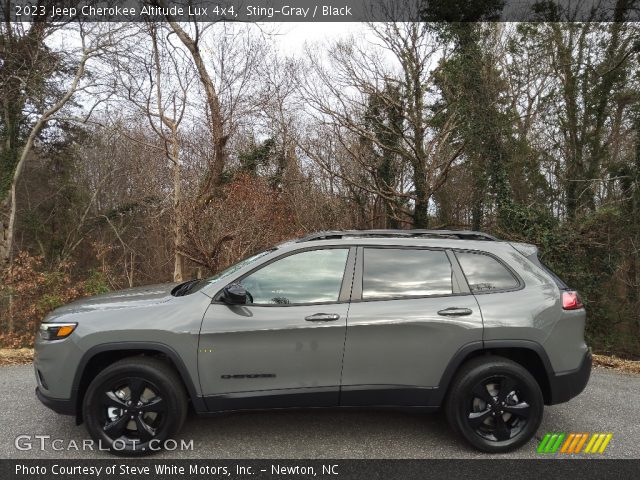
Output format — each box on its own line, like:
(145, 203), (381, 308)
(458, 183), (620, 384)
(174, 249), (274, 296)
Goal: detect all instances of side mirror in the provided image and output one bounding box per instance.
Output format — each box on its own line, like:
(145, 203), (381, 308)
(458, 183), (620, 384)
(221, 283), (248, 305)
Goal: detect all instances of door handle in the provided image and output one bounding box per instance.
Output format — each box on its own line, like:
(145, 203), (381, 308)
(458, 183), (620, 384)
(305, 313), (340, 322)
(437, 307), (473, 317)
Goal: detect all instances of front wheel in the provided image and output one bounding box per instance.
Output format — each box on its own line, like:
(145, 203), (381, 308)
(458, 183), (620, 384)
(82, 356), (188, 456)
(446, 356), (544, 453)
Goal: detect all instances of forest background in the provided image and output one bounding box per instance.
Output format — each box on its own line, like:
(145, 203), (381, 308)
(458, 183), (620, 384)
(1, 2), (639, 357)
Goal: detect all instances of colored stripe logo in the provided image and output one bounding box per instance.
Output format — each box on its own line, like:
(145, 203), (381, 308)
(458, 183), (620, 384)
(537, 433), (613, 454)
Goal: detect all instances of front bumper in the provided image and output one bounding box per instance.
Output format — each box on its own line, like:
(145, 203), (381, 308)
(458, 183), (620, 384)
(35, 387), (75, 416)
(548, 350), (592, 405)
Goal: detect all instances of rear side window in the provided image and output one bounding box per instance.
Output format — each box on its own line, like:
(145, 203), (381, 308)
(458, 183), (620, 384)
(362, 248), (453, 299)
(456, 252), (519, 293)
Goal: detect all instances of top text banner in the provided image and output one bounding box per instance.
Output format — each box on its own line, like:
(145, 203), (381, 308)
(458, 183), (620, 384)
(2, 0), (639, 22)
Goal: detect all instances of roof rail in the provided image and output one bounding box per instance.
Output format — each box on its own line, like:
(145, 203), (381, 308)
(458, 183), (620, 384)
(296, 229), (498, 242)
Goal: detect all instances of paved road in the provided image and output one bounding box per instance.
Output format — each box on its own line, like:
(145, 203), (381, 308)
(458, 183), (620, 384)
(1, 365), (638, 459)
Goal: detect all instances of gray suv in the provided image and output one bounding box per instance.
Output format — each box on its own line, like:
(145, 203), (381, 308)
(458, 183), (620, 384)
(34, 230), (591, 455)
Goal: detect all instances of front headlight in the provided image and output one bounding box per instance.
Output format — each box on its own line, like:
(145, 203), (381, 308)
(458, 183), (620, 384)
(39, 322), (77, 340)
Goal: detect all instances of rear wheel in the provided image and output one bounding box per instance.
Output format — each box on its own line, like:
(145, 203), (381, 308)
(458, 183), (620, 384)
(446, 356), (543, 452)
(82, 356), (188, 456)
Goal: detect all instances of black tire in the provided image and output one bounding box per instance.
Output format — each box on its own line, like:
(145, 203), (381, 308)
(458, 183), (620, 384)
(445, 355), (544, 453)
(82, 356), (188, 456)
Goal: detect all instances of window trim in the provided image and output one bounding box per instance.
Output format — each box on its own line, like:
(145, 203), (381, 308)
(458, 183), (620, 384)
(212, 246), (356, 307)
(451, 248), (524, 295)
(352, 245), (470, 303)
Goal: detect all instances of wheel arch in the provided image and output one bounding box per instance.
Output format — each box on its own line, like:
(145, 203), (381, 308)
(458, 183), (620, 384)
(72, 342), (204, 424)
(437, 340), (554, 405)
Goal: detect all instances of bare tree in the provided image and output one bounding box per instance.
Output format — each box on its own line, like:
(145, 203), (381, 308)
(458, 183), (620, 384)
(0, 22), (127, 265)
(159, 14), (268, 200)
(110, 23), (195, 282)
(299, 23), (462, 228)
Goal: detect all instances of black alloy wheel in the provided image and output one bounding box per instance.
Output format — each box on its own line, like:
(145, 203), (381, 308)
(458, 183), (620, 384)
(446, 356), (544, 452)
(467, 375), (531, 442)
(101, 377), (166, 445)
(83, 356), (188, 456)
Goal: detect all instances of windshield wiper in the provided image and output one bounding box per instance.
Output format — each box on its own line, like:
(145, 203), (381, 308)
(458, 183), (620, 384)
(172, 279), (199, 297)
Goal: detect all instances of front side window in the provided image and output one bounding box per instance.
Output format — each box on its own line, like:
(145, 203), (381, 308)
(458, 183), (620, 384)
(240, 249), (349, 305)
(456, 251), (519, 292)
(362, 248), (453, 299)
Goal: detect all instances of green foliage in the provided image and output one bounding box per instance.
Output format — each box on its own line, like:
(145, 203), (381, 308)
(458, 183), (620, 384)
(497, 203), (639, 356)
(36, 293), (67, 314)
(83, 269), (111, 296)
(236, 138), (291, 190)
(0, 23), (66, 201)
(421, 0), (505, 24)
(238, 138), (276, 176)
(0, 102), (23, 199)
(433, 23), (517, 229)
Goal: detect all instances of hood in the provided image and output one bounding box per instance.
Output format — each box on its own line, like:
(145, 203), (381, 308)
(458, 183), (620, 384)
(44, 283), (177, 320)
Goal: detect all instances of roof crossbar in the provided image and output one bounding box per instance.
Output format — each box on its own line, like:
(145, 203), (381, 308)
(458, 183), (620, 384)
(296, 229), (498, 242)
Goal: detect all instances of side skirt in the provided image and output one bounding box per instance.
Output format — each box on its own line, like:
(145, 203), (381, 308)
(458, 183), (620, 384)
(199, 385), (441, 413)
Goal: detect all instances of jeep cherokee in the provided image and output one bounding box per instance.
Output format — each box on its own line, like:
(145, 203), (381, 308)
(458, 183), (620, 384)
(34, 229), (592, 455)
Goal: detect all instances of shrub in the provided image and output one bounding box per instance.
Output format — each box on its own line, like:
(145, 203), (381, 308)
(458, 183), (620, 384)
(0, 253), (111, 348)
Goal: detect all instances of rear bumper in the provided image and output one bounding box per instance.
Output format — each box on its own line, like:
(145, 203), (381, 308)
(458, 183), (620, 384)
(548, 351), (592, 405)
(35, 387), (75, 415)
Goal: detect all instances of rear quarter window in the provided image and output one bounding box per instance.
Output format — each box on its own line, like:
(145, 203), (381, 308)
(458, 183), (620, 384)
(455, 251), (520, 293)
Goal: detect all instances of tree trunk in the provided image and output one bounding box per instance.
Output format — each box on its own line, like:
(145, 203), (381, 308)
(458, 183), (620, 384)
(148, 24), (185, 283)
(471, 193), (483, 231)
(413, 171), (430, 228)
(163, 19), (228, 202)
(7, 291), (14, 335)
(0, 198), (11, 266)
(383, 198), (401, 229)
(171, 132), (184, 283)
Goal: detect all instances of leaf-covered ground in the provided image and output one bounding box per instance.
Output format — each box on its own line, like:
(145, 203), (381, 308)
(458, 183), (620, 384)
(0, 348), (34, 366)
(592, 354), (640, 375)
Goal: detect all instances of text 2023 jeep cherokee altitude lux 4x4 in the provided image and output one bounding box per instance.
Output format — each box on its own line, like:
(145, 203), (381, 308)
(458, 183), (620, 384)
(35, 230), (591, 455)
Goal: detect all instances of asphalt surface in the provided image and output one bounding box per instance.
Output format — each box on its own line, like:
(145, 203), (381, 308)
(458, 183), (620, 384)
(1, 365), (638, 459)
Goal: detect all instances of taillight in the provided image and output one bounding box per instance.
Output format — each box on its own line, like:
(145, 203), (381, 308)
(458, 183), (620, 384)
(562, 291), (584, 310)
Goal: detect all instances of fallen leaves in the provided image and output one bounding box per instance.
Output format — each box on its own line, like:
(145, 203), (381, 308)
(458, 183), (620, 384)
(592, 354), (640, 375)
(0, 348), (34, 366)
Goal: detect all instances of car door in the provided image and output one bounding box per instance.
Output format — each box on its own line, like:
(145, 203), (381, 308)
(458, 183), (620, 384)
(340, 246), (483, 407)
(199, 246), (355, 411)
